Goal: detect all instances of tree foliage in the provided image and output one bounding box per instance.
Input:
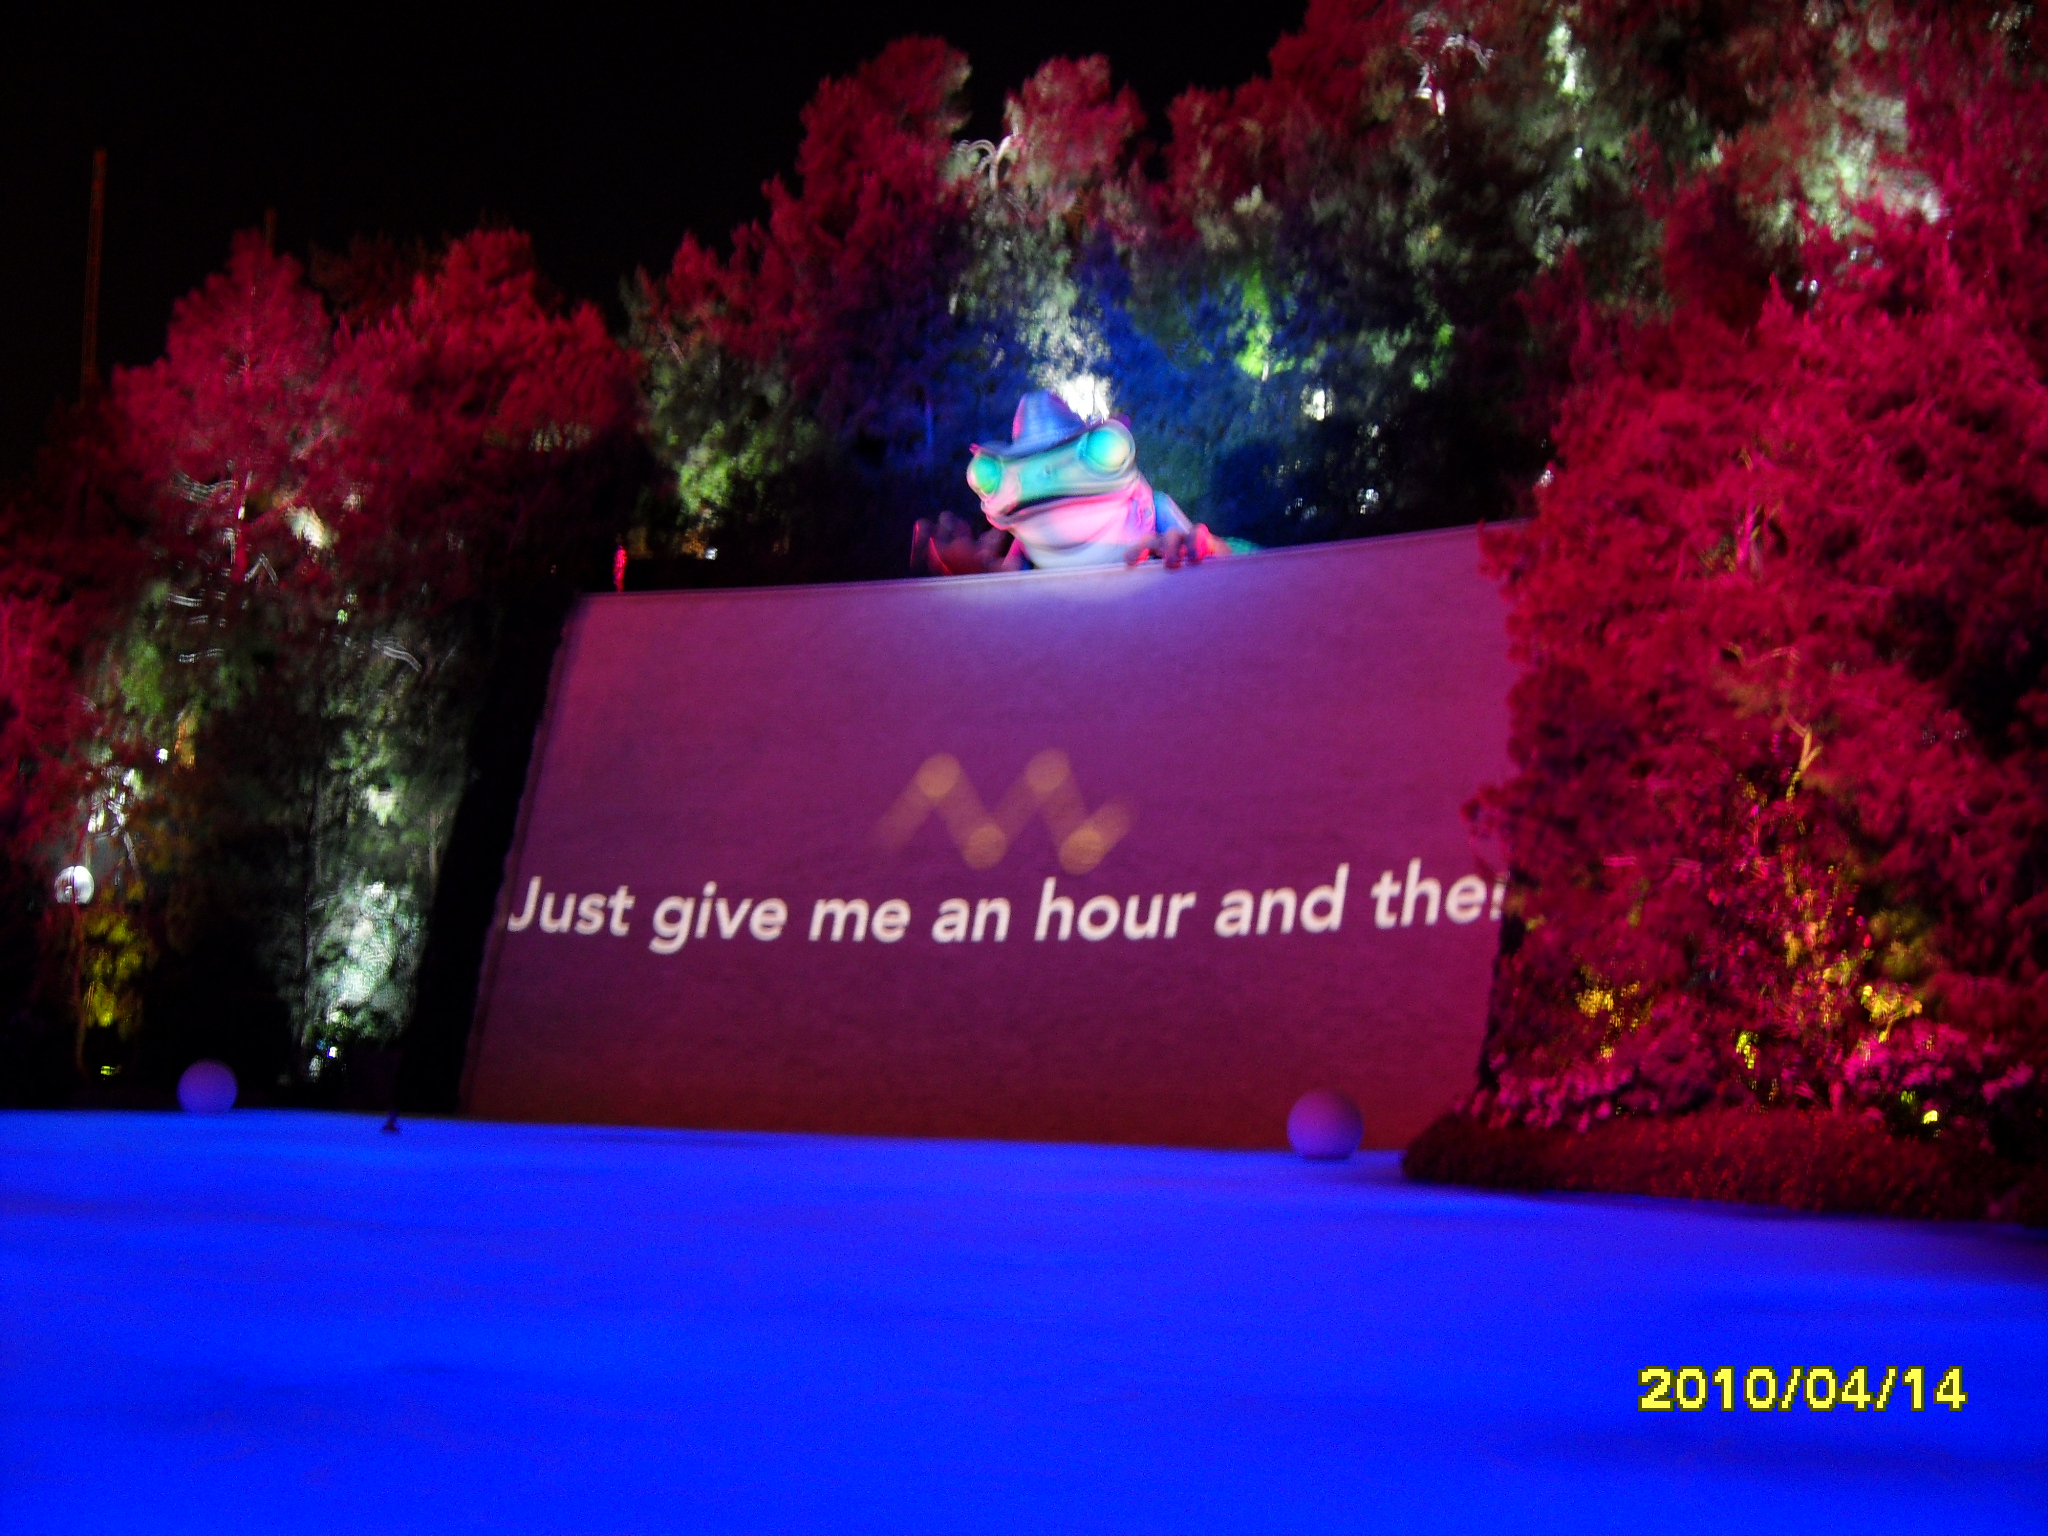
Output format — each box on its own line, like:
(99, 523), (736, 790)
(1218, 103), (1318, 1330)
(631, 3), (1660, 572)
(2, 231), (637, 1095)
(632, 39), (1008, 576)
(1473, 12), (2048, 1164)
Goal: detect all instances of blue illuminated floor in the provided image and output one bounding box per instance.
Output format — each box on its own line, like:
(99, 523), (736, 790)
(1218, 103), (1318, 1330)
(3, 1112), (2044, 1533)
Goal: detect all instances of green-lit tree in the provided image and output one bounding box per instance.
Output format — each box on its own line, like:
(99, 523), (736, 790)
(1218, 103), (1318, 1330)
(41, 231), (639, 1095)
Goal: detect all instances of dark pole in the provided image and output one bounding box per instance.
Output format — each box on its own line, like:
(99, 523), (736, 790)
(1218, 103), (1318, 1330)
(81, 149), (106, 396)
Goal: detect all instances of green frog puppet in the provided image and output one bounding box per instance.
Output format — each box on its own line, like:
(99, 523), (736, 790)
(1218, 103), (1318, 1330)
(913, 390), (1223, 575)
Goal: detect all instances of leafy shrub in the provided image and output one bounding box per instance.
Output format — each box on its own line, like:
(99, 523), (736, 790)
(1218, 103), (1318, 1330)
(1405, 1108), (2048, 1223)
(1465, 16), (2048, 1178)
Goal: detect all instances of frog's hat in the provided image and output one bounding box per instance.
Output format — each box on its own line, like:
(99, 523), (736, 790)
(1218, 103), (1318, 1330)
(981, 389), (1091, 460)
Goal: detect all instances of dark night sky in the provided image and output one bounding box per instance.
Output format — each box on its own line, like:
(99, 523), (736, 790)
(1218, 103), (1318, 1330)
(3, 4), (1302, 481)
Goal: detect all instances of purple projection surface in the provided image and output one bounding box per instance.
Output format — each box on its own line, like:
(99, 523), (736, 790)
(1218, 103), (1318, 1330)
(466, 530), (1513, 1148)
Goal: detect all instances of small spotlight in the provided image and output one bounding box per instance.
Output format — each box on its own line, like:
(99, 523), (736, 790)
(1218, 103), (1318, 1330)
(1053, 374), (1111, 420)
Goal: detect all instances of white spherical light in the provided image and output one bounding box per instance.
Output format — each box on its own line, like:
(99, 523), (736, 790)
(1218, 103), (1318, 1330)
(177, 1060), (238, 1113)
(1287, 1089), (1363, 1160)
(54, 866), (94, 905)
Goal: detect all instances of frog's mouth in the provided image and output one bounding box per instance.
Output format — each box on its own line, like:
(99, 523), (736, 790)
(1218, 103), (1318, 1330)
(967, 421), (1138, 518)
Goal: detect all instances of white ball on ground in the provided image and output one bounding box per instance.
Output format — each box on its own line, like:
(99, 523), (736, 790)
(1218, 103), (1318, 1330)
(177, 1060), (237, 1113)
(1288, 1089), (1363, 1160)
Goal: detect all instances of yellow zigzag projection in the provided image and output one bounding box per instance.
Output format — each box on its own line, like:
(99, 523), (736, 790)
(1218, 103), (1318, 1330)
(877, 751), (1132, 874)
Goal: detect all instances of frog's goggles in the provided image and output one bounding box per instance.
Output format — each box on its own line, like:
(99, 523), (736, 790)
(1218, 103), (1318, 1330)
(966, 422), (1137, 506)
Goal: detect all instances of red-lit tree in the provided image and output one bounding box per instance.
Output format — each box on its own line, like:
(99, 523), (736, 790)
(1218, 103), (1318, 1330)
(0, 396), (158, 1089)
(633, 38), (1011, 575)
(1472, 18), (2048, 1166)
(0, 535), (108, 1082)
(27, 229), (638, 1090)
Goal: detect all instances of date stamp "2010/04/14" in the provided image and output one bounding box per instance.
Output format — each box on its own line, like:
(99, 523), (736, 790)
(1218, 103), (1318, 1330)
(1639, 1367), (1966, 1412)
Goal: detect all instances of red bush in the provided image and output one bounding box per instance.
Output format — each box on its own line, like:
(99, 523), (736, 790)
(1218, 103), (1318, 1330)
(1405, 1109), (2048, 1223)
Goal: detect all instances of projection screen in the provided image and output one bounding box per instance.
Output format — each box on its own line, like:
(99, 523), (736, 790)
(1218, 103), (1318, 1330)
(465, 528), (1514, 1149)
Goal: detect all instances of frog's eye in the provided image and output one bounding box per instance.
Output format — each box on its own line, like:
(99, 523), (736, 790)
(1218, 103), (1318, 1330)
(967, 452), (1004, 497)
(1077, 425), (1134, 474)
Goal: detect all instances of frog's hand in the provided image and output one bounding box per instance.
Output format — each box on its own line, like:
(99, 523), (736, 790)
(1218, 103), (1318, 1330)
(1154, 490), (1195, 536)
(1124, 502), (1226, 569)
(1124, 526), (1197, 569)
(914, 513), (1010, 576)
(1151, 492), (1229, 564)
